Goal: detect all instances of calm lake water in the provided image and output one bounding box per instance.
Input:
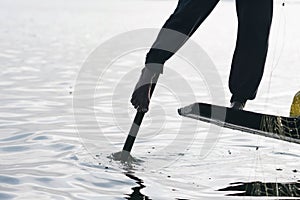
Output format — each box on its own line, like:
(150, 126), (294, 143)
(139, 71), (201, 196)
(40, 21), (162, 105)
(1, 0), (300, 199)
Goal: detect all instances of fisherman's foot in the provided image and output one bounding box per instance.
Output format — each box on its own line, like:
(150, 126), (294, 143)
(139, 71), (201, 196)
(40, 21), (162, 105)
(230, 101), (246, 110)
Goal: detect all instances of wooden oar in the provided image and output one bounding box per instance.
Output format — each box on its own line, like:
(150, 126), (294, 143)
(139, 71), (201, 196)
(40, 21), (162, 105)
(119, 111), (146, 162)
(113, 83), (157, 163)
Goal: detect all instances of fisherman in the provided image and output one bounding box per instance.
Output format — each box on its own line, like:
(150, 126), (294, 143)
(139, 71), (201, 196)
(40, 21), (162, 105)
(131, 0), (273, 112)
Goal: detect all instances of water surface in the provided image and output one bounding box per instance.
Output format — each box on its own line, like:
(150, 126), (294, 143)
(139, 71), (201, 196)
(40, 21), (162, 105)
(0, 0), (300, 199)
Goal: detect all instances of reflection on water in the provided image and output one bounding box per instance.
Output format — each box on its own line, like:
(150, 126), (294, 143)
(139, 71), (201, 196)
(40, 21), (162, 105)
(218, 181), (300, 197)
(124, 172), (151, 200)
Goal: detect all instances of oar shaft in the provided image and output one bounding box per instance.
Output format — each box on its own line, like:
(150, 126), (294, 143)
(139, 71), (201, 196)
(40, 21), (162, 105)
(122, 112), (144, 152)
(120, 82), (158, 162)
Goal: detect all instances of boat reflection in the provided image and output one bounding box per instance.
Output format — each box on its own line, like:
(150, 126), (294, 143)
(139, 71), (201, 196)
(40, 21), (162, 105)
(218, 181), (300, 197)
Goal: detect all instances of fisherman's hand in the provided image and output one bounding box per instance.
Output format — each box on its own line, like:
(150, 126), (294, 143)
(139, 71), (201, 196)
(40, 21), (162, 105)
(130, 67), (159, 113)
(131, 84), (151, 113)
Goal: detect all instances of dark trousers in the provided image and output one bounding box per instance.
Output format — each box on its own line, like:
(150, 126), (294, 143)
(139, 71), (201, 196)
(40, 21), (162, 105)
(145, 0), (273, 102)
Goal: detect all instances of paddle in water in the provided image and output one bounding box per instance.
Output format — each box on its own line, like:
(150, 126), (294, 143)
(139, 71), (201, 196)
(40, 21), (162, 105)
(112, 67), (159, 163)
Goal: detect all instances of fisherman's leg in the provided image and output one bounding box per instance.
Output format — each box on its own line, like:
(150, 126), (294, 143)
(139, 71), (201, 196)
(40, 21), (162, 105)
(131, 0), (219, 112)
(229, 0), (273, 104)
(145, 0), (220, 74)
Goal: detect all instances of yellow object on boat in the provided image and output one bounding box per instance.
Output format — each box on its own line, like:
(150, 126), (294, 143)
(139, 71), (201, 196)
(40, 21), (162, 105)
(290, 91), (300, 117)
